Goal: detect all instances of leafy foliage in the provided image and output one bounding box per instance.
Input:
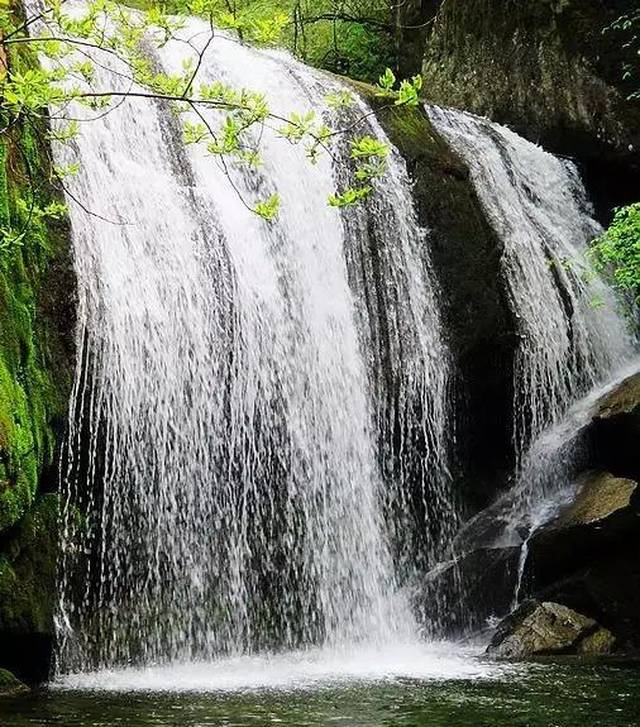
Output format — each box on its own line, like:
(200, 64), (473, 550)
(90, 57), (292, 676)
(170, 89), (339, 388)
(603, 9), (640, 100)
(590, 203), (640, 302)
(129, 0), (394, 81)
(0, 0), (421, 225)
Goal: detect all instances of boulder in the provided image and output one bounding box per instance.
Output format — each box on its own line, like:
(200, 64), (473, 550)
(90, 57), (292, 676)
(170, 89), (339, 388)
(0, 494), (59, 685)
(421, 545), (521, 636)
(528, 470), (639, 584)
(487, 600), (615, 659)
(522, 470), (640, 651)
(362, 93), (517, 509)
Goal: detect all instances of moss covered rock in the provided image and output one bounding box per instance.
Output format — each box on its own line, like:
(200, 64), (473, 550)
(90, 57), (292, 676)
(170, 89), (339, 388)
(488, 600), (616, 659)
(0, 493), (60, 684)
(0, 668), (29, 696)
(590, 371), (640, 482)
(0, 36), (76, 684)
(0, 121), (74, 535)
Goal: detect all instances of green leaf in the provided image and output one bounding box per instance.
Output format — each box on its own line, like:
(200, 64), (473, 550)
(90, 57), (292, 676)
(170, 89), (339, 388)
(255, 193), (280, 220)
(378, 67), (396, 92)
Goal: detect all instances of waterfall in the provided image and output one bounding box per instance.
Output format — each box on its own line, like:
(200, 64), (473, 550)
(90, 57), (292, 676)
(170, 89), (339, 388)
(51, 12), (453, 672)
(427, 105), (635, 619)
(428, 106), (632, 474)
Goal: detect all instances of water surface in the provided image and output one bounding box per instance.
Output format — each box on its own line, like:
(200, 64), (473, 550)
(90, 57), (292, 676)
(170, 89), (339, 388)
(2, 652), (639, 726)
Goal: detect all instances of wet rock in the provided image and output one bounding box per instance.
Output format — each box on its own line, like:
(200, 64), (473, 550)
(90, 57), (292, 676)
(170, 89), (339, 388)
(520, 469), (640, 652)
(366, 96), (517, 509)
(0, 495), (59, 685)
(487, 600), (615, 659)
(578, 628), (617, 656)
(0, 669), (29, 697)
(527, 471), (640, 589)
(421, 545), (521, 636)
(590, 372), (640, 481)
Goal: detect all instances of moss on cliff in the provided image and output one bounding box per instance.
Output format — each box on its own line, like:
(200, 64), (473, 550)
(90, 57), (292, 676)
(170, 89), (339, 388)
(0, 66), (74, 533)
(0, 35), (75, 684)
(0, 493), (59, 634)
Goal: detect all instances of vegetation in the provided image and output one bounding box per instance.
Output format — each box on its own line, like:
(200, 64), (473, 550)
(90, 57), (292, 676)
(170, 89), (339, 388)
(0, 99), (71, 533)
(0, 0), (420, 225)
(590, 203), (640, 304)
(127, 0), (395, 81)
(604, 7), (640, 101)
(595, 11), (640, 312)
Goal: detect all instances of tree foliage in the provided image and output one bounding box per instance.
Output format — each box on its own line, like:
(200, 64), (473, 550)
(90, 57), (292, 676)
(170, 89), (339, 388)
(604, 8), (640, 100)
(139, 0), (395, 81)
(0, 0), (421, 236)
(590, 203), (640, 304)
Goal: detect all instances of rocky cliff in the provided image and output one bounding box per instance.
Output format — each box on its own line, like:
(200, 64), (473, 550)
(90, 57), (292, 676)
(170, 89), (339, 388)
(416, 0), (640, 220)
(0, 107), (76, 682)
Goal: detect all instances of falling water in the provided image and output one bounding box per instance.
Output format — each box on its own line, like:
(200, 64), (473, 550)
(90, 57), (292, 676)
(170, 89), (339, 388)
(48, 8), (453, 673)
(428, 105), (632, 463)
(427, 105), (635, 618)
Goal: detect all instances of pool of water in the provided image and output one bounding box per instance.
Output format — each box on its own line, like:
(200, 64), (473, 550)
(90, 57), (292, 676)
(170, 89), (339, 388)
(2, 646), (639, 726)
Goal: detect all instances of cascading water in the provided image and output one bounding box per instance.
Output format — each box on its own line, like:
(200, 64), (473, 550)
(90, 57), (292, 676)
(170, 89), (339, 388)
(49, 8), (454, 673)
(428, 106), (632, 458)
(427, 105), (635, 617)
(428, 106), (632, 496)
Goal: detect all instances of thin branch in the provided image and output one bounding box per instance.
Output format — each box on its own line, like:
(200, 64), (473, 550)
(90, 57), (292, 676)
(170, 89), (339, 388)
(187, 101), (256, 215)
(25, 115), (131, 226)
(297, 13), (393, 32)
(181, 15), (215, 99)
(4, 0), (69, 41)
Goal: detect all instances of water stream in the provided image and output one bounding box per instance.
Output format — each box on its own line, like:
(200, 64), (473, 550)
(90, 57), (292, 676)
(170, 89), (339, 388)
(427, 105), (635, 617)
(427, 105), (632, 462)
(49, 7), (454, 674)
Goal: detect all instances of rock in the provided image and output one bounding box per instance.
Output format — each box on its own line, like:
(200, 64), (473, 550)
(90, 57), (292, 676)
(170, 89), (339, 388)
(358, 92), (518, 509)
(595, 372), (640, 420)
(0, 668), (29, 697)
(556, 471), (638, 527)
(393, 0), (439, 78)
(526, 469), (640, 589)
(0, 110), (76, 686)
(0, 494), (59, 685)
(421, 0), (640, 219)
(578, 628), (617, 656)
(421, 545), (521, 636)
(487, 600), (615, 659)
(590, 372), (640, 481)
(522, 470), (640, 651)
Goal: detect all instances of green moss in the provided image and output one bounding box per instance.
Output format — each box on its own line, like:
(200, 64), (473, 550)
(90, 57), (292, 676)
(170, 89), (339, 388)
(0, 668), (29, 696)
(0, 494), (59, 634)
(0, 42), (74, 535)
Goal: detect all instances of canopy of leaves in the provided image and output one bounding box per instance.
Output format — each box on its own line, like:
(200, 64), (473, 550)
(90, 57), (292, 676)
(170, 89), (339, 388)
(0, 0), (421, 225)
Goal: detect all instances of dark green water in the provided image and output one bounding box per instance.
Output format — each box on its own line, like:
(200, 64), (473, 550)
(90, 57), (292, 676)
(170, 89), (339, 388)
(2, 662), (639, 727)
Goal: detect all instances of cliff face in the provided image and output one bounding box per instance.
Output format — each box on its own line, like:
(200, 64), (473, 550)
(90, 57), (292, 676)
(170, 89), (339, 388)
(0, 117), (76, 683)
(418, 0), (640, 219)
